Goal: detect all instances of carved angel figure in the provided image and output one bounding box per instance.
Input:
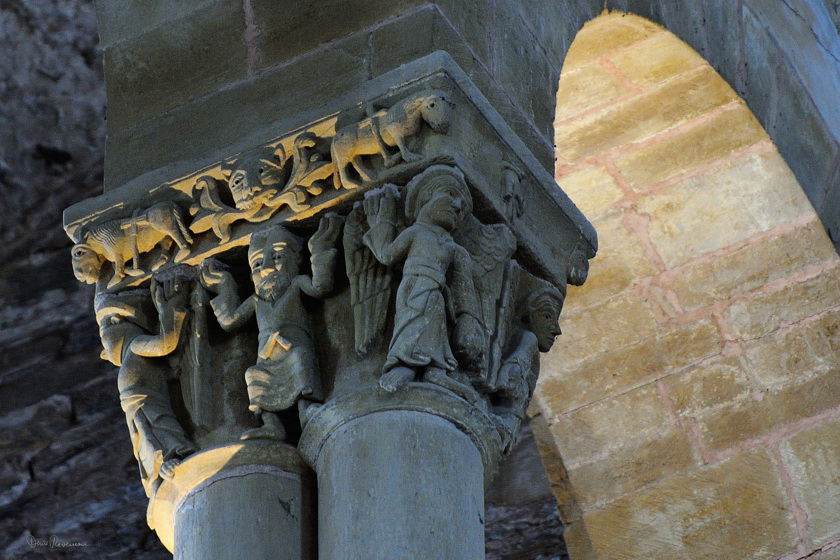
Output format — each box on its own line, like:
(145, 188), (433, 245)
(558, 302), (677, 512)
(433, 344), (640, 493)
(493, 284), (564, 451)
(331, 90), (454, 189)
(96, 276), (197, 497)
(72, 201), (193, 289)
(362, 165), (485, 395)
(201, 216), (343, 440)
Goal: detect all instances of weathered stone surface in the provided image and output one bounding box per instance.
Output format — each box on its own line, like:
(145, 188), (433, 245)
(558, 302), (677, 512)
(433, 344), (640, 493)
(568, 429), (701, 508)
(725, 266), (840, 340)
(557, 209), (656, 310)
(561, 13), (660, 72)
(614, 104), (767, 191)
(540, 318), (723, 415)
(583, 450), (798, 559)
(555, 64), (626, 123)
(671, 219), (838, 311)
(661, 356), (752, 416)
(636, 150), (815, 269)
(103, 0), (248, 133)
(781, 420), (840, 546)
(555, 66), (738, 162)
(744, 308), (840, 387)
(548, 384), (671, 467)
(93, 0), (217, 48)
(694, 367), (840, 451)
(610, 31), (705, 86)
(555, 166), (623, 218)
(553, 292), (658, 363)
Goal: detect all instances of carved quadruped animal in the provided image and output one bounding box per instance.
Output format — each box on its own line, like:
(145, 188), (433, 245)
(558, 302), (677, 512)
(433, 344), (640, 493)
(72, 201), (193, 289)
(331, 90), (455, 189)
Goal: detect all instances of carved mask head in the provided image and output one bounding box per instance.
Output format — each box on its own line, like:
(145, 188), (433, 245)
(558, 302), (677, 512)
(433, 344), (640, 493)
(71, 243), (103, 284)
(249, 226), (303, 301)
(406, 165), (472, 230)
(222, 145), (288, 211)
(419, 92), (453, 134)
(524, 286), (564, 352)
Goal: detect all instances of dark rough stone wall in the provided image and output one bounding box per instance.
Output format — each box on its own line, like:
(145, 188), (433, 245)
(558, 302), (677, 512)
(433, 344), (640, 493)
(0, 1), (566, 558)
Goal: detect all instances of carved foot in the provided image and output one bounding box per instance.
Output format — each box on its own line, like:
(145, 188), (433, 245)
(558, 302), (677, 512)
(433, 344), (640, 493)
(379, 367), (415, 392)
(159, 458), (181, 480)
(423, 368), (482, 404)
(174, 247), (191, 262)
(399, 149), (423, 164)
(383, 153), (402, 168)
(241, 412), (287, 441)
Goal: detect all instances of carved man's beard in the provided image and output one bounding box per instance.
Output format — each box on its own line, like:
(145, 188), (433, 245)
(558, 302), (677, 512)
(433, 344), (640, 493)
(255, 270), (293, 301)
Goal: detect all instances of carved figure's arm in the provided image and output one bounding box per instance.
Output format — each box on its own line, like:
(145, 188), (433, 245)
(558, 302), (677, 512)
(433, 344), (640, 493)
(362, 187), (412, 266)
(200, 260), (256, 331)
(130, 278), (189, 357)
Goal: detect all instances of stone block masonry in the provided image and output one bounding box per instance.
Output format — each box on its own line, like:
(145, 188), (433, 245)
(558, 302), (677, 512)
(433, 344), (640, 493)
(536, 12), (840, 560)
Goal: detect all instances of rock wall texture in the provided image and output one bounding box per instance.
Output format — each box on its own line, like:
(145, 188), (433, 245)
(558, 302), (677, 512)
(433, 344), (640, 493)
(537, 13), (840, 560)
(0, 1), (565, 558)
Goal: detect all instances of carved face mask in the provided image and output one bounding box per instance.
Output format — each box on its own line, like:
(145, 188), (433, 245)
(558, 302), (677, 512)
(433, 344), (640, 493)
(226, 148), (287, 211)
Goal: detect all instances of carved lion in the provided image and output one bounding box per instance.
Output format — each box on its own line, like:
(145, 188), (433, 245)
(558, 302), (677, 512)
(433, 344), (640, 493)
(331, 90), (454, 189)
(72, 202), (193, 288)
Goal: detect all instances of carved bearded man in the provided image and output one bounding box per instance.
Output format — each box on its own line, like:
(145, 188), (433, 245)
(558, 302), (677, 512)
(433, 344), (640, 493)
(202, 216), (342, 440)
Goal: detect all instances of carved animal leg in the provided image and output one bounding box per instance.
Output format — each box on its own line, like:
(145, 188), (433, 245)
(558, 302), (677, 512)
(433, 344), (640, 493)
(151, 239), (173, 270)
(108, 254), (127, 288)
(379, 366), (415, 392)
(350, 156), (375, 183)
(393, 134), (422, 163)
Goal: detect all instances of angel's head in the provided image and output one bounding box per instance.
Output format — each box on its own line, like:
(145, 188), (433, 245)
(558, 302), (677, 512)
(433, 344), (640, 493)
(249, 225), (303, 301)
(405, 165), (472, 231)
(222, 145), (287, 211)
(523, 286), (564, 352)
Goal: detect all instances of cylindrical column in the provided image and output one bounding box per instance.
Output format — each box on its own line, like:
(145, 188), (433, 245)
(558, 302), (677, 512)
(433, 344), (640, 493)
(300, 384), (502, 560)
(148, 441), (315, 560)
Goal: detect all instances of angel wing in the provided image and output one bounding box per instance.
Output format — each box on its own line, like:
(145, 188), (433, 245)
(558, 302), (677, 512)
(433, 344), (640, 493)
(455, 215), (518, 389)
(343, 204), (393, 357)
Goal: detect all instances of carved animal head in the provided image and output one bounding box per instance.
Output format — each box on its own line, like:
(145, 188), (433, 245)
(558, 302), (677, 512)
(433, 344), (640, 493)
(71, 243), (104, 284)
(418, 91), (453, 134)
(221, 145), (288, 211)
(523, 286), (564, 352)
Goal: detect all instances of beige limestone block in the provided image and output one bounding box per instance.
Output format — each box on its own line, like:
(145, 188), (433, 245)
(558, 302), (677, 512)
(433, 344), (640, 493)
(694, 367), (840, 451)
(614, 105), (767, 191)
(551, 292), (658, 363)
(636, 151), (815, 269)
(555, 64), (626, 122)
(538, 318), (722, 415)
(558, 209), (657, 311)
(813, 545), (840, 559)
(726, 267), (840, 340)
(547, 384), (671, 468)
(568, 429), (701, 509)
(671, 219), (838, 311)
(610, 32), (705, 87)
(744, 308), (840, 387)
(583, 450), (798, 559)
(529, 413), (581, 524)
(555, 66), (738, 162)
(662, 357), (752, 416)
(781, 420), (840, 545)
(562, 14), (661, 72)
(555, 166), (624, 218)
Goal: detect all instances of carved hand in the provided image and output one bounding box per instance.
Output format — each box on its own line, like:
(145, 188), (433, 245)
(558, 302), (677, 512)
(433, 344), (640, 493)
(452, 313), (486, 370)
(200, 259), (235, 295)
(363, 187), (398, 229)
(152, 276), (190, 315)
(309, 213), (344, 255)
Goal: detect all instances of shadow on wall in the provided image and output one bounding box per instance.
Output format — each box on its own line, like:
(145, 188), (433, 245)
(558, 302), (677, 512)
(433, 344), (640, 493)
(534, 12), (840, 560)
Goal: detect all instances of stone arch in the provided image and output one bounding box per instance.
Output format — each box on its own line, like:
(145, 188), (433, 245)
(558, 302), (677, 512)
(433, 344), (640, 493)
(532, 0), (840, 250)
(534, 12), (840, 559)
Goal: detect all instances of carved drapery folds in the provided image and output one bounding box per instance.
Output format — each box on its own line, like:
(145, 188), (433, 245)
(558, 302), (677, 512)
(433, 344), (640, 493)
(64, 58), (596, 549)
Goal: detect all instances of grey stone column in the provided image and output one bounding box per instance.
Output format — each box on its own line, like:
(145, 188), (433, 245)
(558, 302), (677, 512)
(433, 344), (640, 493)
(300, 385), (502, 560)
(148, 441), (315, 560)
